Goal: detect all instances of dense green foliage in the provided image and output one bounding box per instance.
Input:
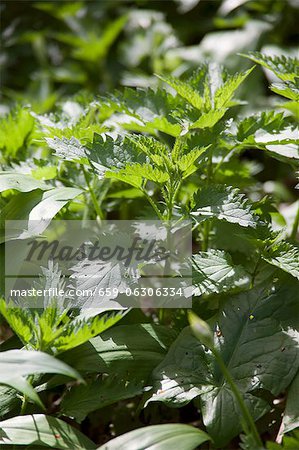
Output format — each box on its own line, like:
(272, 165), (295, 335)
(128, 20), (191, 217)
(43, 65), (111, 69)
(0, 1), (298, 449)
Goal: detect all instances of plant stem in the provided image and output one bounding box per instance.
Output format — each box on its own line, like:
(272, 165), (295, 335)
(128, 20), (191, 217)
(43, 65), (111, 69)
(201, 221), (210, 251)
(213, 347), (263, 448)
(290, 203), (299, 240)
(82, 165), (104, 220)
(143, 190), (164, 220)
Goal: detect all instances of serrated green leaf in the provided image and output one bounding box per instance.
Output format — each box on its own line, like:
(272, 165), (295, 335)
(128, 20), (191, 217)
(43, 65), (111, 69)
(193, 249), (250, 296)
(53, 310), (127, 353)
(157, 74), (204, 110)
(107, 87), (183, 137)
(270, 81), (299, 101)
(46, 136), (88, 163)
(241, 52), (299, 82)
(191, 184), (257, 227)
(262, 241), (299, 280)
(0, 108), (35, 159)
(107, 163), (169, 186)
(190, 109), (227, 129)
(214, 67), (254, 108)
(0, 300), (35, 345)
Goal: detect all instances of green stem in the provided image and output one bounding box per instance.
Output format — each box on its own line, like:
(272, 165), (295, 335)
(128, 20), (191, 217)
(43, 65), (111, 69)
(201, 221), (210, 251)
(290, 204), (299, 240)
(251, 253), (261, 288)
(213, 347), (263, 448)
(82, 165), (104, 220)
(143, 190), (164, 220)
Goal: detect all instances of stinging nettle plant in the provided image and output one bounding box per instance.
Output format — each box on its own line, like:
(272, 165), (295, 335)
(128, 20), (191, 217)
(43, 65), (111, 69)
(0, 53), (298, 450)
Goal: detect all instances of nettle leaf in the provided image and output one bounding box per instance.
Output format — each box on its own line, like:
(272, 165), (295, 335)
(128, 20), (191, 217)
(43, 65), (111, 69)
(262, 241), (299, 280)
(253, 127), (299, 160)
(46, 136), (88, 163)
(107, 87), (183, 137)
(0, 108), (35, 158)
(0, 414), (96, 449)
(190, 109), (227, 129)
(146, 276), (299, 447)
(53, 310), (127, 353)
(270, 81), (299, 101)
(107, 163), (169, 186)
(234, 112), (299, 160)
(241, 52), (299, 82)
(61, 377), (144, 423)
(191, 184), (257, 227)
(126, 134), (170, 167)
(235, 111), (285, 142)
(61, 324), (177, 379)
(0, 172), (50, 193)
(192, 249), (251, 296)
(88, 134), (148, 175)
(214, 67), (254, 109)
(96, 424), (211, 450)
(0, 300), (36, 345)
(157, 74), (205, 110)
(177, 146), (208, 178)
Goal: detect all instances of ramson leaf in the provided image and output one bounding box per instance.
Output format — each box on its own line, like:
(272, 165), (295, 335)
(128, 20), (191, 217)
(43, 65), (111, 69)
(191, 184), (257, 227)
(146, 276), (299, 446)
(0, 414), (96, 449)
(61, 377), (144, 422)
(193, 249), (251, 296)
(95, 424), (211, 450)
(0, 172), (50, 193)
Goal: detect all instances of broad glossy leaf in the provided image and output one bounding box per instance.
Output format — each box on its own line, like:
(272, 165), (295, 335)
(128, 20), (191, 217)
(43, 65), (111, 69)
(0, 172), (49, 193)
(0, 349), (82, 409)
(282, 370), (299, 434)
(1, 187), (82, 241)
(61, 324), (177, 378)
(61, 377), (144, 422)
(146, 276), (299, 446)
(193, 249), (250, 296)
(191, 184), (257, 227)
(0, 414), (96, 449)
(0, 349), (82, 381)
(96, 424), (210, 450)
